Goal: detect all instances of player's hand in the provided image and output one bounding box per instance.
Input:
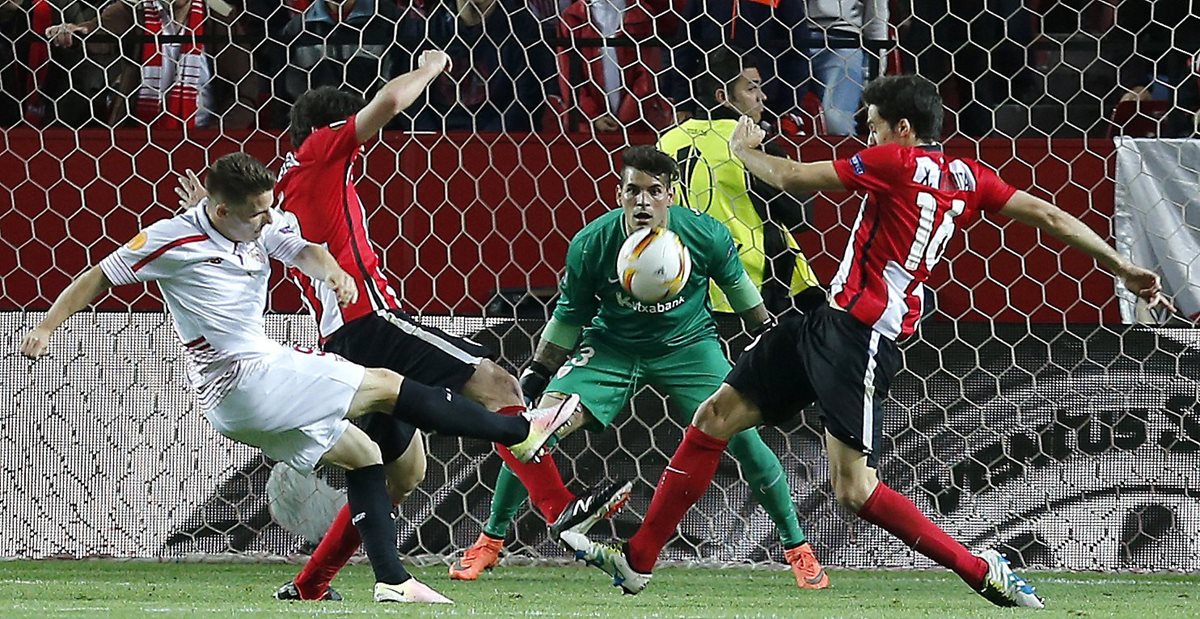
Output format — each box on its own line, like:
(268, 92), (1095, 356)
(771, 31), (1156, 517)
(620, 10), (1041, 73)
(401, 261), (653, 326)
(518, 361), (551, 406)
(46, 23), (88, 48)
(174, 169), (207, 211)
(1119, 263), (1175, 314)
(20, 327), (52, 360)
(729, 115), (766, 154)
(325, 271), (359, 307)
(418, 50), (452, 75)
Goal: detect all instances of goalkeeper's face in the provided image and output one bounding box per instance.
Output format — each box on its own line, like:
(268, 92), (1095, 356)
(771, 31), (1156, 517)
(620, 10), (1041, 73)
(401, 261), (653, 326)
(214, 190), (275, 243)
(618, 168), (672, 230)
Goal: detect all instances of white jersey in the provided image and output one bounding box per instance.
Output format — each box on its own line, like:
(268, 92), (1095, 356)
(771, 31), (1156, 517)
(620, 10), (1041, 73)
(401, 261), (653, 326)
(99, 203), (308, 409)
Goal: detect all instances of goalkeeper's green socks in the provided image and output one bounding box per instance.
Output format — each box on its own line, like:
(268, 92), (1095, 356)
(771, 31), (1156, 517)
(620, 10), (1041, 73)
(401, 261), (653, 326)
(483, 463), (530, 539)
(727, 427), (807, 546)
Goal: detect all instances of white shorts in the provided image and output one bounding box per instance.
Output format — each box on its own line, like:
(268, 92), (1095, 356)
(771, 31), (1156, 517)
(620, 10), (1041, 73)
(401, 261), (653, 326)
(204, 346), (367, 473)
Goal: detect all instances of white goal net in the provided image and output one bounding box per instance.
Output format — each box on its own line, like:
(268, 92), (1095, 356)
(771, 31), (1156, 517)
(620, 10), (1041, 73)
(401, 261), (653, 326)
(2, 0), (1198, 572)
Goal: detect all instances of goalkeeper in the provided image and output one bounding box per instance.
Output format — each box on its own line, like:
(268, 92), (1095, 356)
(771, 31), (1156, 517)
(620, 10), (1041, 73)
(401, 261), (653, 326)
(450, 145), (829, 590)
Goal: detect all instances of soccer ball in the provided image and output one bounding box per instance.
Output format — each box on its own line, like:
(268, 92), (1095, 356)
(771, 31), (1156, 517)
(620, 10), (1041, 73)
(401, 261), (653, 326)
(616, 227), (692, 303)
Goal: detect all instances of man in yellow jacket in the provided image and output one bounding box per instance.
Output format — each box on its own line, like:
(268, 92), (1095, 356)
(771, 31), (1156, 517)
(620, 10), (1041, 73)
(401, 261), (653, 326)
(659, 47), (823, 318)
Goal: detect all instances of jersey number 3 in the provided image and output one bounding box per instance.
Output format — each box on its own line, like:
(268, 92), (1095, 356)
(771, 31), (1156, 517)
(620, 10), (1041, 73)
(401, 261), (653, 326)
(904, 191), (965, 271)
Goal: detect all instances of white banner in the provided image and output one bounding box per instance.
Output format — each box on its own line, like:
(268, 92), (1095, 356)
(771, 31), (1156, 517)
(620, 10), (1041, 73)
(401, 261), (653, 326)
(1113, 138), (1200, 323)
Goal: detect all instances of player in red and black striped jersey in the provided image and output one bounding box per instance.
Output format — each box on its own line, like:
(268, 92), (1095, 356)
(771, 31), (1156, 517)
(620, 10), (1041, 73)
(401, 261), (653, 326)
(267, 51), (623, 601)
(563, 75), (1170, 608)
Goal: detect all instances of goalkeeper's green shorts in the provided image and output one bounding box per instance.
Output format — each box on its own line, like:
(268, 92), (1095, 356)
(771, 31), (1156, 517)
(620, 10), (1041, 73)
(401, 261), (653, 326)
(543, 336), (731, 430)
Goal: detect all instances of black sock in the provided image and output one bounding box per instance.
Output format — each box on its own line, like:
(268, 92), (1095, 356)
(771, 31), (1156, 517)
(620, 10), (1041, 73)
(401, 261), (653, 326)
(345, 464), (411, 585)
(392, 380), (529, 445)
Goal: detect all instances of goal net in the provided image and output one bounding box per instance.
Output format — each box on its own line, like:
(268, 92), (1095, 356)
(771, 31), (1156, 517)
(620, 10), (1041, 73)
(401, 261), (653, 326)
(2, 0), (1198, 572)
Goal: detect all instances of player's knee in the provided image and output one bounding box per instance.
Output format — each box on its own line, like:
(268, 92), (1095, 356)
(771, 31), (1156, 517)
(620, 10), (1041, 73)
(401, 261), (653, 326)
(351, 368), (403, 417)
(463, 360), (521, 410)
(691, 385), (755, 440)
(831, 474), (875, 513)
(387, 459), (426, 503)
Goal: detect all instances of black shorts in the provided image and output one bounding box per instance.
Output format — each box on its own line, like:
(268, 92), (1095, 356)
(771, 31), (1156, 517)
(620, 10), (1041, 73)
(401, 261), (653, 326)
(323, 309), (495, 463)
(725, 304), (901, 467)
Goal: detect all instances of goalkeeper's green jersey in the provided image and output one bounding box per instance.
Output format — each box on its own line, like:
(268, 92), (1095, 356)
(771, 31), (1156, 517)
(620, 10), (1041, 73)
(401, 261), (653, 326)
(553, 205), (746, 355)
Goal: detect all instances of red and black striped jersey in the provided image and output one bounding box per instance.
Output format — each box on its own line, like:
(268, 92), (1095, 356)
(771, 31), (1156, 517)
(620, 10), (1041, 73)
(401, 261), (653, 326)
(830, 143), (1016, 340)
(275, 114), (401, 340)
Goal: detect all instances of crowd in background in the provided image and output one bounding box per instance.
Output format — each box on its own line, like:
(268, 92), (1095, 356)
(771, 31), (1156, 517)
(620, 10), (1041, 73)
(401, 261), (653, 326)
(0, 0), (1197, 137)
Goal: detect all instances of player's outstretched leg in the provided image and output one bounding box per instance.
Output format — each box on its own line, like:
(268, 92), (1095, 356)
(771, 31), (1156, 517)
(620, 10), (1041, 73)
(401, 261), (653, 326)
(827, 433), (1044, 609)
(386, 378), (577, 463)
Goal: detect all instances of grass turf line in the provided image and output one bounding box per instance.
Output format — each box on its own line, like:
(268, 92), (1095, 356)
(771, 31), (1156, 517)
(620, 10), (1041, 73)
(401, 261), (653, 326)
(0, 560), (1195, 618)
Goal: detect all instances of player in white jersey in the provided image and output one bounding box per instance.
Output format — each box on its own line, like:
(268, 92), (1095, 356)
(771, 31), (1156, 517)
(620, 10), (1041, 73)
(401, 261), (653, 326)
(20, 153), (575, 604)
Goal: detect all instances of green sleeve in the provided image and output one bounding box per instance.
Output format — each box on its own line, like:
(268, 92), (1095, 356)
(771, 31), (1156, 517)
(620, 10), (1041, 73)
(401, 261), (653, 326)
(705, 217), (747, 290)
(721, 270), (765, 313)
(551, 232), (598, 327)
(541, 316), (582, 350)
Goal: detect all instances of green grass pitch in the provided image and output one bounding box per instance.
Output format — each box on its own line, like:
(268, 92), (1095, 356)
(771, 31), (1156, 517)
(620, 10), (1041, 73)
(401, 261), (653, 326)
(0, 560), (1195, 618)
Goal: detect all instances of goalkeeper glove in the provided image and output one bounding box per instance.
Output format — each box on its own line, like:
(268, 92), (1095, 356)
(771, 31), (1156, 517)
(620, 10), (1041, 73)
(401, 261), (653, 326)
(519, 361), (552, 406)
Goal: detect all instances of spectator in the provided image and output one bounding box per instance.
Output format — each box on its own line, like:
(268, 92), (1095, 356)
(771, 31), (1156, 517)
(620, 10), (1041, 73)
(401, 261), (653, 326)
(658, 47), (821, 317)
(667, 0), (809, 128)
(1103, 0), (1200, 137)
(418, 0), (557, 131)
(44, 0), (256, 129)
(0, 0), (28, 125)
(278, 0), (418, 108)
(805, 0), (888, 135)
(22, 0), (116, 126)
(903, 0), (1033, 137)
(556, 0), (673, 133)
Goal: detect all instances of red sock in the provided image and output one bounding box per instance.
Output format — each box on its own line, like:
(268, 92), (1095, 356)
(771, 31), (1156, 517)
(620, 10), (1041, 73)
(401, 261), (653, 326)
(294, 503), (361, 598)
(494, 405), (575, 522)
(626, 425), (727, 573)
(856, 481), (988, 589)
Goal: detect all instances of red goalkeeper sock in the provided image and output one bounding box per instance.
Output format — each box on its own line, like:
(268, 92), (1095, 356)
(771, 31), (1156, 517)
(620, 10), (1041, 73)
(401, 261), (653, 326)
(856, 481), (988, 589)
(626, 425), (727, 573)
(294, 503), (360, 599)
(494, 405), (574, 522)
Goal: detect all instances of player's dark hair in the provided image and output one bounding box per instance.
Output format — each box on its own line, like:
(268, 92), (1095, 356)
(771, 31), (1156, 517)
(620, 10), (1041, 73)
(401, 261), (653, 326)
(205, 153), (275, 207)
(696, 47), (756, 110)
(620, 145), (678, 183)
(861, 75), (944, 142)
(289, 86), (369, 148)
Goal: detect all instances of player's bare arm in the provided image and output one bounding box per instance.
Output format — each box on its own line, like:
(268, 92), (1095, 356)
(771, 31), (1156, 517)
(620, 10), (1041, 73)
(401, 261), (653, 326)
(729, 116), (844, 194)
(998, 190), (1172, 311)
(291, 244), (359, 308)
(20, 266), (114, 359)
(354, 50), (452, 143)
